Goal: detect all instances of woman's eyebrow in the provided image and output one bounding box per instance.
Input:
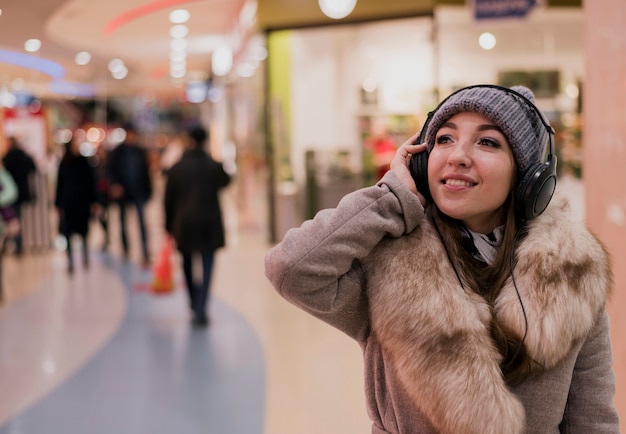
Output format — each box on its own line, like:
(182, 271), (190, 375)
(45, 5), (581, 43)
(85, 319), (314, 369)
(477, 124), (503, 133)
(439, 122), (502, 133)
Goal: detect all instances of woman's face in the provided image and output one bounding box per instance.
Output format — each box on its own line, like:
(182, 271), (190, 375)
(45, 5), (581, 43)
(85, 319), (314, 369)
(427, 111), (516, 234)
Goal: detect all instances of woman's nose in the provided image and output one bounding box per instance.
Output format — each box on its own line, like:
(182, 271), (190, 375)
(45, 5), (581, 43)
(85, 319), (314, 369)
(447, 142), (472, 167)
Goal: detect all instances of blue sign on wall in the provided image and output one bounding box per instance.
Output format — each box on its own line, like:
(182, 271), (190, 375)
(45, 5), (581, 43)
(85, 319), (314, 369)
(474, 0), (537, 20)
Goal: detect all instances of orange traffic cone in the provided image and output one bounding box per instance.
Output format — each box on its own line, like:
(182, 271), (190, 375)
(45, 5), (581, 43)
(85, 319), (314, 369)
(152, 236), (174, 295)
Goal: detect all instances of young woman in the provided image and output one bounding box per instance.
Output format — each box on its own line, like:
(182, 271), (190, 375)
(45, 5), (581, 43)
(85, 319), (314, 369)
(264, 85), (619, 433)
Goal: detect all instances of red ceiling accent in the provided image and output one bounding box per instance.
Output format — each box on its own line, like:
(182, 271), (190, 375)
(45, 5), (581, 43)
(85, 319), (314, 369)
(103, 0), (200, 37)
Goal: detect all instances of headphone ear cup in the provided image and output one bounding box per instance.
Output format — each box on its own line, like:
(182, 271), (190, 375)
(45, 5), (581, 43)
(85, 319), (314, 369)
(516, 155), (557, 221)
(409, 151), (431, 200)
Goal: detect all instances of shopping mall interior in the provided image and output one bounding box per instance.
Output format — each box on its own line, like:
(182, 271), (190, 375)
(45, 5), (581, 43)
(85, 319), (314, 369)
(0, 0), (625, 433)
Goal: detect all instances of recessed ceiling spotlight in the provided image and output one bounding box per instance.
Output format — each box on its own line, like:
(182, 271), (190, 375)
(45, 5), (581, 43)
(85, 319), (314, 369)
(565, 83), (579, 99)
(169, 9), (190, 24)
(170, 38), (188, 51)
(170, 62), (187, 73)
(236, 63), (255, 78)
(318, 0), (356, 19)
(108, 58), (125, 72)
(169, 24), (189, 39)
(111, 65), (128, 80)
(170, 67), (186, 79)
(252, 46), (268, 61)
(212, 45), (232, 76)
(169, 50), (187, 62)
(75, 51), (92, 66)
(478, 32), (496, 50)
(24, 39), (42, 53)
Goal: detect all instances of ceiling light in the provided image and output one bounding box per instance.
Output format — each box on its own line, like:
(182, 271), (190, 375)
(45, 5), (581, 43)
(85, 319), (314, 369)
(169, 9), (190, 24)
(239, 1), (257, 29)
(169, 51), (187, 62)
(565, 83), (579, 99)
(75, 51), (91, 65)
(236, 63), (255, 78)
(212, 46), (232, 76)
(86, 127), (105, 143)
(170, 68), (186, 79)
(24, 39), (42, 53)
(170, 38), (188, 51)
(318, 0), (356, 19)
(170, 61), (187, 71)
(252, 46), (267, 61)
(207, 86), (222, 103)
(108, 58), (124, 72)
(111, 65), (128, 80)
(478, 32), (496, 50)
(186, 82), (208, 104)
(0, 87), (16, 108)
(169, 24), (189, 39)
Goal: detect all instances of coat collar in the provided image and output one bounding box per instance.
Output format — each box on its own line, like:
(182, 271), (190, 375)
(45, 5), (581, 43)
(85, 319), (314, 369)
(363, 197), (611, 433)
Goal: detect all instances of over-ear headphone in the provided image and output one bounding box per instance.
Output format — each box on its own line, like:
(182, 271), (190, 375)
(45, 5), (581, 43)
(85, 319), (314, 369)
(409, 84), (557, 221)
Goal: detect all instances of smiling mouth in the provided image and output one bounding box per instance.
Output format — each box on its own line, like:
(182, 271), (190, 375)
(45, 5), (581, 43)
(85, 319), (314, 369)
(444, 179), (476, 187)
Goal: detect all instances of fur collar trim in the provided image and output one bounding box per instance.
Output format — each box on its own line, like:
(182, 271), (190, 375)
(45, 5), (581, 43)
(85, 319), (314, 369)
(363, 198), (611, 433)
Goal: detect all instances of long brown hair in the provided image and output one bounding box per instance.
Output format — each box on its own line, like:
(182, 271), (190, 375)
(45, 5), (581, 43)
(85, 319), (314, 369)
(428, 196), (539, 386)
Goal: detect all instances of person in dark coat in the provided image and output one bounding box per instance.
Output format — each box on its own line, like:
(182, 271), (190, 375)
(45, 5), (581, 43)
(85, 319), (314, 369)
(106, 123), (153, 265)
(2, 136), (36, 256)
(55, 135), (98, 274)
(90, 145), (110, 251)
(164, 125), (231, 326)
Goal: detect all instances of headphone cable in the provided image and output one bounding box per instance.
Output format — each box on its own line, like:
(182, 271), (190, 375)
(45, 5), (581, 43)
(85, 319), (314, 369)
(505, 230), (529, 368)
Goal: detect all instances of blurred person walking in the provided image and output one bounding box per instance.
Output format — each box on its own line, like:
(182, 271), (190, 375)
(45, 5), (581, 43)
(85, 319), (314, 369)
(107, 123), (153, 266)
(2, 136), (36, 256)
(54, 135), (98, 274)
(164, 125), (231, 327)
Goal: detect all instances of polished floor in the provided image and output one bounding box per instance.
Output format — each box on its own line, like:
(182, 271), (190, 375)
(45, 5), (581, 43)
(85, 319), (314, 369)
(0, 173), (371, 434)
(0, 172), (588, 434)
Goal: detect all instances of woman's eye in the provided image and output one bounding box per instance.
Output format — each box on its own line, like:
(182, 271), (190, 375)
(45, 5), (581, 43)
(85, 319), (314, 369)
(478, 137), (501, 148)
(435, 135), (453, 145)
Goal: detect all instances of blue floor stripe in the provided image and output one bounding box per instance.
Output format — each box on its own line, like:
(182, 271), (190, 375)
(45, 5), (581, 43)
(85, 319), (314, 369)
(0, 256), (266, 434)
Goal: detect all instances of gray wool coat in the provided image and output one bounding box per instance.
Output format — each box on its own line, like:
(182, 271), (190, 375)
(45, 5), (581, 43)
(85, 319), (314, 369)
(265, 171), (619, 433)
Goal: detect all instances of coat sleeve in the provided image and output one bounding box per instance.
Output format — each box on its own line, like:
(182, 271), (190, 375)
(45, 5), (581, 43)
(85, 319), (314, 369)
(54, 164), (65, 208)
(560, 310), (620, 432)
(0, 168), (18, 207)
(141, 148), (153, 200)
(264, 171), (424, 342)
(163, 170), (176, 235)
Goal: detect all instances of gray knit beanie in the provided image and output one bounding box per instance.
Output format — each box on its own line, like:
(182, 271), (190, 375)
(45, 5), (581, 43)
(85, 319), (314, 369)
(424, 85), (550, 198)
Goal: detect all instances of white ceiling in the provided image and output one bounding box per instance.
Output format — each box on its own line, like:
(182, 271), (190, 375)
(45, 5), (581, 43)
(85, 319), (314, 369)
(0, 0), (251, 99)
